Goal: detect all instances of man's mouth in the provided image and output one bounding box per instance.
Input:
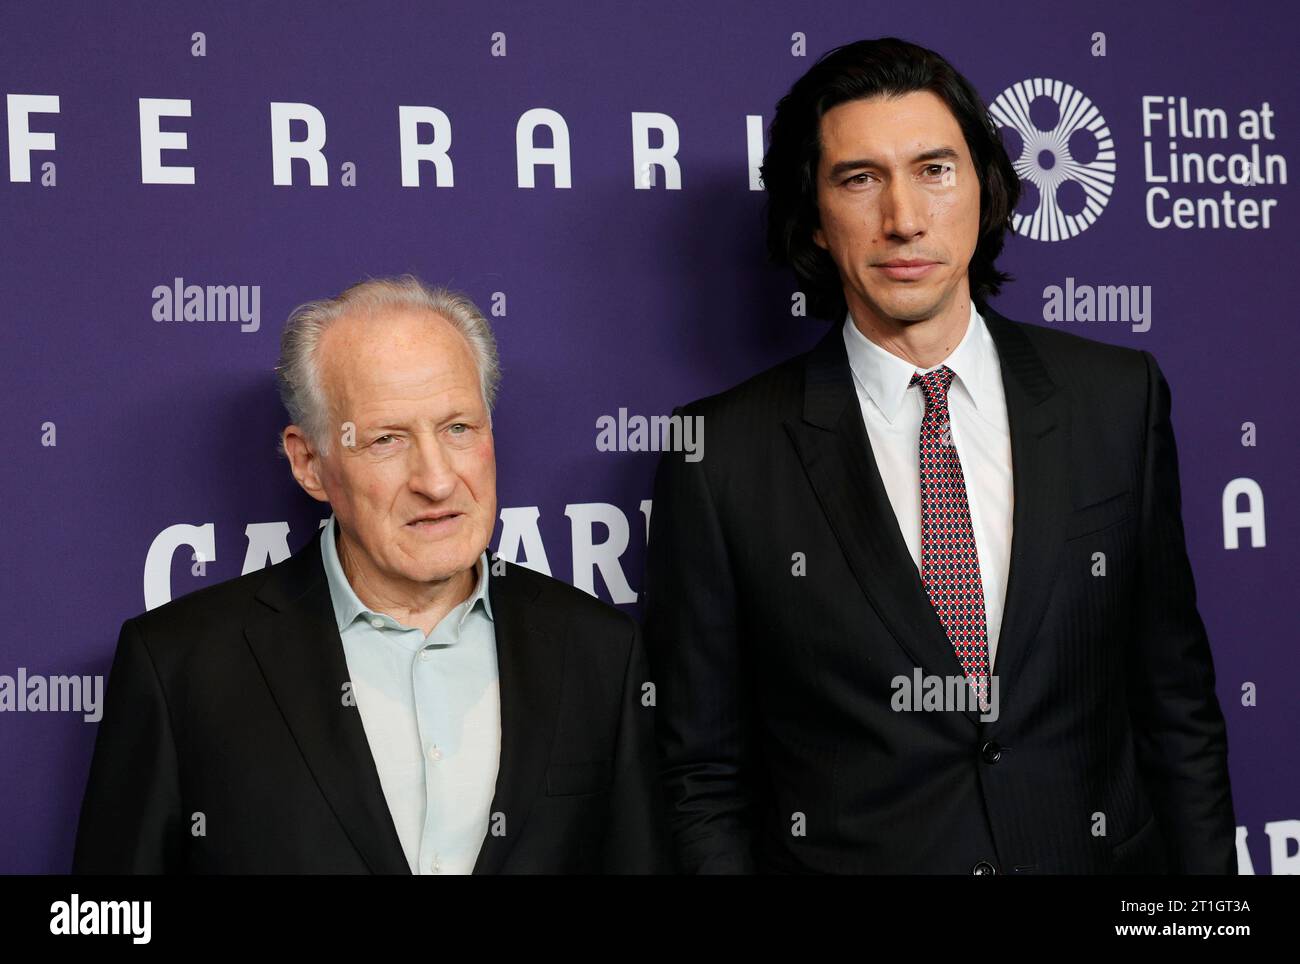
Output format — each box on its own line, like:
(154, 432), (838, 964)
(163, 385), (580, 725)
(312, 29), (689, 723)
(407, 512), (462, 531)
(875, 259), (939, 280)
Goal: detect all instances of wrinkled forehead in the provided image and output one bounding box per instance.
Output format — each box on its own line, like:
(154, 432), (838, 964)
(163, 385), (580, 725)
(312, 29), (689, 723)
(317, 307), (481, 409)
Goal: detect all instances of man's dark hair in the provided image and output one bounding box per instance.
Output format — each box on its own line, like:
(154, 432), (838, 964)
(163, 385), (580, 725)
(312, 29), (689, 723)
(761, 37), (1021, 320)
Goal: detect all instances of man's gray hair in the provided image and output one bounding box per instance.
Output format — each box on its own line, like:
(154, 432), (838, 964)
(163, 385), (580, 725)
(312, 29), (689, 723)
(275, 275), (500, 456)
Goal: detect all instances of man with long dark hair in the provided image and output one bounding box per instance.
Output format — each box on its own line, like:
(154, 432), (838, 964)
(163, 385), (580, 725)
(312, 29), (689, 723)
(644, 38), (1235, 873)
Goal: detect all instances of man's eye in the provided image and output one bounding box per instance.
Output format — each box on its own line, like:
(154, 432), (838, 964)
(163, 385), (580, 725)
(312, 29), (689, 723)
(925, 164), (951, 178)
(845, 172), (873, 185)
(449, 423), (469, 435)
(372, 435), (395, 446)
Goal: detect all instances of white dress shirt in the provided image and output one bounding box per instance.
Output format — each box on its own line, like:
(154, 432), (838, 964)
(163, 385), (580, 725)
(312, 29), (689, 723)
(320, 515), (500, 874)
(842, 301), (1014, 669)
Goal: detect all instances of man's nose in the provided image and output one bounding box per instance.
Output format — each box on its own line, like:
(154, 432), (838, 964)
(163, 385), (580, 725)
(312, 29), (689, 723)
(881, 177), (926, 240)
(406, 436), (458, 501)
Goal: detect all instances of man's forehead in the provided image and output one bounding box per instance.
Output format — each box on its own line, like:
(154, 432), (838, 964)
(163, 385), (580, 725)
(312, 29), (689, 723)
(327, 362), (482, 422)
(318, 310), (477, 393)
(819, 91), (964, 151)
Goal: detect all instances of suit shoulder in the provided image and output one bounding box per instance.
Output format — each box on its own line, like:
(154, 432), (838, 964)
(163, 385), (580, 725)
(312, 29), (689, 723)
(497, 560), (635, 641)
(127, 556), (279, 642)
(1005, 315), (1148, 378)
(990, 312), (1155, 433)
(661, 335), (821, 464)
(673, 342), (812, 422)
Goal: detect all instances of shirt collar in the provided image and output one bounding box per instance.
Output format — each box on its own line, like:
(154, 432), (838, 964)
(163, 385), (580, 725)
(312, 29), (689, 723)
(319, 513), (494, 633)
(842, 300), (997, 424)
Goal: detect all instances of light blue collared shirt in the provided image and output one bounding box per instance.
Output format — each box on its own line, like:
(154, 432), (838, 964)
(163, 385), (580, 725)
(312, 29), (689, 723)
(320, 514), (500, 875)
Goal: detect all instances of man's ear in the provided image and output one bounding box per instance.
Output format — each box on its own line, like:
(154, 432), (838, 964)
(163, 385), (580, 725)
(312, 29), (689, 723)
(282, 426), (330, 504)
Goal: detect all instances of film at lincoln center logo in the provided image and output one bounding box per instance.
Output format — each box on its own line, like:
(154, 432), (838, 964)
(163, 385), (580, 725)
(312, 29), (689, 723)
(989, 78), (1116, 242)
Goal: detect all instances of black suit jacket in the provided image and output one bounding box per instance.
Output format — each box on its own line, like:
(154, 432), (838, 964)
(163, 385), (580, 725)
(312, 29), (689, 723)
(644, 304), (1236, 874)
(73, 528), (667, 873)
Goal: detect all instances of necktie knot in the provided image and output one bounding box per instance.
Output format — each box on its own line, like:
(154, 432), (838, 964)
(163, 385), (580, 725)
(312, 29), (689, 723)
(910, 365), (955, 410)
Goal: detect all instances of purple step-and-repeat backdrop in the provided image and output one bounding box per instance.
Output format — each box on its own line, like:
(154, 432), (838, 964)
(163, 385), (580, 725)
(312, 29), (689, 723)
(1, 1), (1295, 873)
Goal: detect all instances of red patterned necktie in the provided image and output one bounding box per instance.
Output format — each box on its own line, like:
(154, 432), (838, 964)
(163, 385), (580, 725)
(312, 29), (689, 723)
(910, 366), (991, 709)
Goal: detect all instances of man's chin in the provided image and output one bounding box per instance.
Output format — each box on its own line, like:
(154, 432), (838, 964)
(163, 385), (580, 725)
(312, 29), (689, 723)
(394, 537), (483, 584)
(872, 290), (949, 325)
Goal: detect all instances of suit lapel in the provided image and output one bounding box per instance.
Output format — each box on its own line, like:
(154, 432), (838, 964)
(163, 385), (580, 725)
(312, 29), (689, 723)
(243, 527), (412, 874)
(244, 536), (569, 875)
(785, 326), (975, 720)
(981, 307), (1070, 697)
(786, 307), (1070, 722)
(471, 560), (566, 874)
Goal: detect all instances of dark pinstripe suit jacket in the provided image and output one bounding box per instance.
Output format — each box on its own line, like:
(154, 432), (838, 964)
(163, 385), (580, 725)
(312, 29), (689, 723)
(644, 303), (1236, 874)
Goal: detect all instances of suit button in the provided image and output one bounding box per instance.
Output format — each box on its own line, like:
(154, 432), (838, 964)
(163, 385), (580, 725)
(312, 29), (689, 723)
(972, 860), (998, 875)
(980, 741), (1002, 764)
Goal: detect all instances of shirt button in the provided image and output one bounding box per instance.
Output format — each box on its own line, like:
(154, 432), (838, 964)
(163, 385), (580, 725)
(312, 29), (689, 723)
(430, 855), (441, 873)
(419, 648), (433, 661)
(369, 617), (383, 629)
(428, 745), (442, 762)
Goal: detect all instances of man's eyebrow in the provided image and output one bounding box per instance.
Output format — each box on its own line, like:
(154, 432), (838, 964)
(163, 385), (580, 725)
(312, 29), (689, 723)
(363, 412), (476, 432)
(358, 417), (412, 431)
(827, 146), (961, 180)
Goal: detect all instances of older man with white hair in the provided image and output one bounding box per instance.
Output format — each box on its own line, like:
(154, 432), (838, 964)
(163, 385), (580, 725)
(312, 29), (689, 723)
(74, 275), (667, 874)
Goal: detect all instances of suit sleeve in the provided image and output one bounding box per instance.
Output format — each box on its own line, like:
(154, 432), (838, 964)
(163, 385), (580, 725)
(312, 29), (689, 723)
(72, 617), (185, 873)
(1128, 351), (1237, 873)
(602, 618), (673, 873)
(643, 408), (756, 873)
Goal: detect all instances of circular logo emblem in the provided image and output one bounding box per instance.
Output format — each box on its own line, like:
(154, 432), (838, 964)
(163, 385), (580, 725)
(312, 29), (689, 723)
(989, 78), (1116, 241)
